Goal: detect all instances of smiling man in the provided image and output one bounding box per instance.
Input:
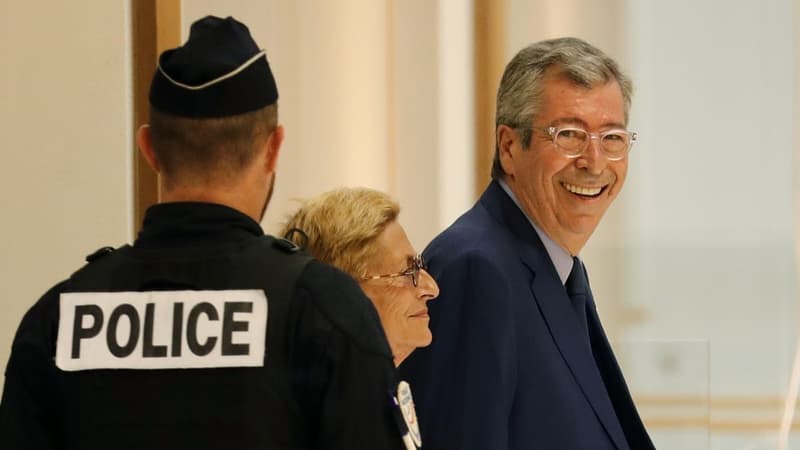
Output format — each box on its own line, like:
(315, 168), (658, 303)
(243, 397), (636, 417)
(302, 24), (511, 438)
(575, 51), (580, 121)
(400, 37), (655, 450)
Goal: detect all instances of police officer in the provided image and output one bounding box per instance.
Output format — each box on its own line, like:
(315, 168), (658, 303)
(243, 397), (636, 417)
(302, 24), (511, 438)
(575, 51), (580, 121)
(0, 16), (408, 450)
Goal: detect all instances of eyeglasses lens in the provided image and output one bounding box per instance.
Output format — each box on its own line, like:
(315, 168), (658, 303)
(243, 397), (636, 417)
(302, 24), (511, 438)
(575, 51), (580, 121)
(410, 255), (425, 287)
(555, 128), (630, 158)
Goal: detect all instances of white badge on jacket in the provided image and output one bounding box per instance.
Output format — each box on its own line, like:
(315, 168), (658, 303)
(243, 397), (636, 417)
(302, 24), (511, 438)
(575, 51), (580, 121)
(397, 380), (422, 449)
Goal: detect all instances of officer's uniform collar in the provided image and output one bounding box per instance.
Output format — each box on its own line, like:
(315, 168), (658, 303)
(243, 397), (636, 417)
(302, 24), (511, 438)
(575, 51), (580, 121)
(135, 202), (263, 249)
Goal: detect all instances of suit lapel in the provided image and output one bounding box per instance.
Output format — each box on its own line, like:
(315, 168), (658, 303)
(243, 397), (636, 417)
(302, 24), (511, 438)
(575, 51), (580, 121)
(479, 182), (629, 450)
(585, 286), (654, 449)
(529, 263), (629, 450)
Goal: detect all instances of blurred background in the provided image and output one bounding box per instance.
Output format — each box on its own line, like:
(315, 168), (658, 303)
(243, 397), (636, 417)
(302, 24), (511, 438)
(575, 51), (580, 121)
(1, 1), (798, 448)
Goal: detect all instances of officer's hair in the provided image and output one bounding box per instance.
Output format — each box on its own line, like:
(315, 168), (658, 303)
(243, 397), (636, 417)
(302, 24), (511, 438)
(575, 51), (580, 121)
(149, 103), (278, 186)
(281, 187), (400, 279)
(491, 37), (633, 180)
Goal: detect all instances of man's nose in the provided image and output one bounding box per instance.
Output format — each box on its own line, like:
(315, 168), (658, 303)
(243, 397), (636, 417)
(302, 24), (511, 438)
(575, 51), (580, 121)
(575, 137), (606, 175)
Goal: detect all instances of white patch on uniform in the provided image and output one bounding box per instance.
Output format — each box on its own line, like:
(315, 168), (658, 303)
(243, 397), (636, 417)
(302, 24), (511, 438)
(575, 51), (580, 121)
(56, 290), (267, 371)
(397, 380), (421, 448)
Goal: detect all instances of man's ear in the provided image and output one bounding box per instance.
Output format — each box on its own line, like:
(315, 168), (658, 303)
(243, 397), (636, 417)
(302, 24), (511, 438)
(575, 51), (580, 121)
(136, 125), (161, 174)
(496, 124), (517, 178)
(264, 125), (284, 173)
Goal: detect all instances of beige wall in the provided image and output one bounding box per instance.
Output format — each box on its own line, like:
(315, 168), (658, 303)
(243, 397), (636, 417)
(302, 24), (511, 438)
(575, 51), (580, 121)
(183, 1), (394, 237)
(181, 1), (474, 250)
(0, 3), (132, 394)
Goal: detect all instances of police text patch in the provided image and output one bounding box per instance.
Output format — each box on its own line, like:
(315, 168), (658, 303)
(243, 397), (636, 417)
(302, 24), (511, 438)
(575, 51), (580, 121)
(56, 290), (267, 371)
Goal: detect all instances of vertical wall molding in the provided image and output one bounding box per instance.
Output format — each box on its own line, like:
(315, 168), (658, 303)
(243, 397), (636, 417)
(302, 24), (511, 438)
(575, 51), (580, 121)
(386, 0), (398, 196)
(473, 0), (506, 195)
(779, 1), (800, 446)
(132, 0), (181, 233)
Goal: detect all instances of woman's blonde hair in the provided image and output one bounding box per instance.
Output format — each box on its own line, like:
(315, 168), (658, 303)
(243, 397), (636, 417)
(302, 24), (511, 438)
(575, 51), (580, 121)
(280, 187), (399, 278)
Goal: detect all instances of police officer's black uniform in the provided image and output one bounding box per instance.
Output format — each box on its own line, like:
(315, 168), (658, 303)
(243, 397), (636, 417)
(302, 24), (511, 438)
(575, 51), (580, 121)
(0, 16), (408, 450)
(1, 203), (405, 450)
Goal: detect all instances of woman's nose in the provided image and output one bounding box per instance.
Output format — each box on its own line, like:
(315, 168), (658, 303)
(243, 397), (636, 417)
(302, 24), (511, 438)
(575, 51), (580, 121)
(418, 269), (440, 300)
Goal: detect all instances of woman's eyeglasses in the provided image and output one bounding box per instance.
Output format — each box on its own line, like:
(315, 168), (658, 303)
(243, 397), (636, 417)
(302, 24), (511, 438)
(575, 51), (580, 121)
(361, 254), (427, 287)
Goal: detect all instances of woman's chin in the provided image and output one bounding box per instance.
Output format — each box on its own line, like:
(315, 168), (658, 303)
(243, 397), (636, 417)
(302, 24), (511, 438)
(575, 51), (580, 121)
(413, 328), (433, 348)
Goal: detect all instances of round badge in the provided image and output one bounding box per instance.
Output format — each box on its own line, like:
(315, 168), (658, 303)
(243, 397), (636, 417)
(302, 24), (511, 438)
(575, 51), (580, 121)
(397, 380), (421, 448)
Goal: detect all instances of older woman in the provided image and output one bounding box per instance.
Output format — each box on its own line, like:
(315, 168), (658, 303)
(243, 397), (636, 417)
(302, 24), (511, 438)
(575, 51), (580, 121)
(281, 187), (439, 366)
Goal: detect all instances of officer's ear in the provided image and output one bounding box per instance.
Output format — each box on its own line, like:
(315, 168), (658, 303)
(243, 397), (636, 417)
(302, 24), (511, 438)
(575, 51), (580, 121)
(136, 125), (161, 174)
(263, 125), (284, 174)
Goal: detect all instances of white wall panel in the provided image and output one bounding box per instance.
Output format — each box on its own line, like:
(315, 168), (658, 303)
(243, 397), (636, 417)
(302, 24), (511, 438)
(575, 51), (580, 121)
(0, 1), (132, 395)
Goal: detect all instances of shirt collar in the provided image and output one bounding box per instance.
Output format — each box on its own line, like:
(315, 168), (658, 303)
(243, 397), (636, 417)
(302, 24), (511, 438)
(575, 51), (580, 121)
(497, 179), (574, 285)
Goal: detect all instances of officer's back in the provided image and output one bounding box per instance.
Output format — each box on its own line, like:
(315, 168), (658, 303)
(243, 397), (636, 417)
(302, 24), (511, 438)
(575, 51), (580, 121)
(0, 16), (406, 450)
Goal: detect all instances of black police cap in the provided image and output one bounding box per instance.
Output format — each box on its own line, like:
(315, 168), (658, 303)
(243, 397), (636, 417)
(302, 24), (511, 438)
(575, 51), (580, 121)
(149, 15), (278, 118)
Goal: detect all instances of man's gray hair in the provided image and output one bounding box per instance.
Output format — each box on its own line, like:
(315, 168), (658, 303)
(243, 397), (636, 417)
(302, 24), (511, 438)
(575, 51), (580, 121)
(491, 37), (633, 180)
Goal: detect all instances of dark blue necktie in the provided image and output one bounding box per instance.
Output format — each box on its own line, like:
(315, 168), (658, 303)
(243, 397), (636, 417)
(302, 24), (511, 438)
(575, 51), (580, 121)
(566, 256), (656, 449)
(566, 256), (591, 348)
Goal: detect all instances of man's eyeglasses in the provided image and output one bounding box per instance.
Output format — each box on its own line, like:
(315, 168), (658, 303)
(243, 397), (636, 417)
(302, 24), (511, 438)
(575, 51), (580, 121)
(361, 254), (427, 287)
(528, 126), (637, 161)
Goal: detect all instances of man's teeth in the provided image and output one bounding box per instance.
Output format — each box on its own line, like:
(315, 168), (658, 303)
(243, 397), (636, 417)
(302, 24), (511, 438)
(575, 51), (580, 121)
(563, 182), (602, 196)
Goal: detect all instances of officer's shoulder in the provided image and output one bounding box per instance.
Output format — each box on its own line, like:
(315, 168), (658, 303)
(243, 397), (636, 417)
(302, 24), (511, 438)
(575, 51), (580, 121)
(296, 260), (392, 357)
(25, 244), (116, 315)
(69, 244), (130, 282)
(270, 237), (304, 254)
(252, 235), (309, 261)
(84, 245), (117, 263)
(12, 279), (69, 349)
(29, 280), (69, 313)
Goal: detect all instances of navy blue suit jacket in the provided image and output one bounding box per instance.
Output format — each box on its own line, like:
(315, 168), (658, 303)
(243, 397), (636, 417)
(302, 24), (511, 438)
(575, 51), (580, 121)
(400, 181), (654, 450)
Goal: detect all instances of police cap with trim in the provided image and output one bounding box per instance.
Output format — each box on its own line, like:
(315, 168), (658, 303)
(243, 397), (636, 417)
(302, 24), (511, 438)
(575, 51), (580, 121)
(149, 15), (278, 118)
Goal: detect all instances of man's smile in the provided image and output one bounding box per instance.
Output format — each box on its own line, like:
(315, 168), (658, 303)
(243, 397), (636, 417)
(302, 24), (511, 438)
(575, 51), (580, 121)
(561, 181), (608, 198)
